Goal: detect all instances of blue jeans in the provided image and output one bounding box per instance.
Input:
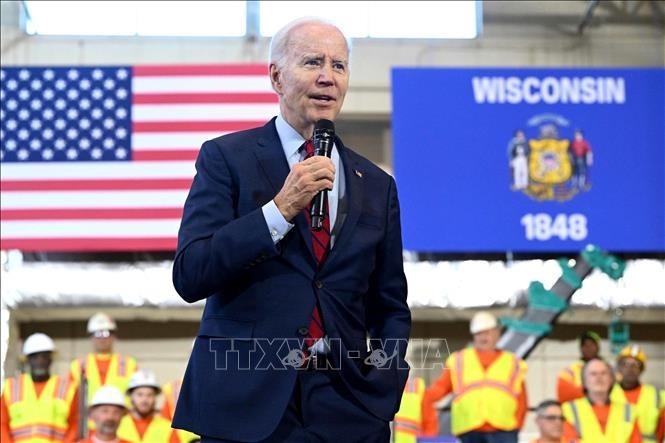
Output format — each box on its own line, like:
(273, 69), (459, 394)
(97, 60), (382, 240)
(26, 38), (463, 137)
(458, 430), (518, 443)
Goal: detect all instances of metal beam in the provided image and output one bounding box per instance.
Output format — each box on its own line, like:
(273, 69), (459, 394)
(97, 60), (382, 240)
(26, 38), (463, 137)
(579, 0), (601, 35)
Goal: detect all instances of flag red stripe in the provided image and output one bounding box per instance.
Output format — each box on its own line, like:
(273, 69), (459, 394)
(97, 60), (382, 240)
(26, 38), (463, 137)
(133, 92), (278, 104)
(0, 238), (177, 252)
(132, 150), (199, 161)
(1, 208), (183, 220)
(133, 121), (265, 132)
(133, 65), (269, 76)
(2, 179), (192, 191)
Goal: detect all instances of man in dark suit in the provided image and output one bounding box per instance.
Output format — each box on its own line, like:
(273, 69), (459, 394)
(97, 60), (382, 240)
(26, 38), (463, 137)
(172, 17), (411, 443)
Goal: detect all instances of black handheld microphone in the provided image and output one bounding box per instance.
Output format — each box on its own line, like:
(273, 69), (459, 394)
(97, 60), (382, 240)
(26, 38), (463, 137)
(310, 119), (335, 230)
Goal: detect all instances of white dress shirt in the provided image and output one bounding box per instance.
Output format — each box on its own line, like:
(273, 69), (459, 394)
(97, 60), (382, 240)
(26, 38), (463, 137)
(262, 114), (344, 247)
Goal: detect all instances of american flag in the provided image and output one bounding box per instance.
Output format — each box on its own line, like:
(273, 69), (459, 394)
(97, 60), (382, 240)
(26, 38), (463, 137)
(0, 65), (279, 251)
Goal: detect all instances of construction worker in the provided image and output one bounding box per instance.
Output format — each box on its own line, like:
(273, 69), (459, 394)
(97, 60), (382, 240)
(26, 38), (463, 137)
(69, 313), (138, 405)
(1, 333), (79, 442)
(562, 358), (640, 442)
(392, 375), (426, 442)
(422, 311), (528, 443)
(117, 370), (179, 443)
(530, 400), (569, 443)
(611, 344), (665, 442)
(556, 330), (600, 403)
(160, 378), (199, 443)
(77, 385), (131, 443)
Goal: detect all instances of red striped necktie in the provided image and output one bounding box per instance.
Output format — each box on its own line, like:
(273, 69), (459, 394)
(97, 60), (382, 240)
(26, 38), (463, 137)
(301, 140), (328, 347)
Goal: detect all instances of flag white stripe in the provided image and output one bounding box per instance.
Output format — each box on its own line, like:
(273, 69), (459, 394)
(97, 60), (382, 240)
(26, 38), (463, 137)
(133, 103), (280, 122)
(1, 220), (181, 238)
(1, 162), (196, 180)
(1, 191), (188, 209)
(132, 132), (225, 149)
(133, 76), (273, 93)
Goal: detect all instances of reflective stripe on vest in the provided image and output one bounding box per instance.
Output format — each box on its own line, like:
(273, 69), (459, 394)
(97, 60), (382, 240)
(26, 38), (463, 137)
(12, 376), (22, 403)
(449, 349), (526, 435)
(563, 398), (635, 442)
(610, 383), (661, 442)
(11, 423), (67, 441)
(3, 374), (73, 443)
(394, 377), (425, 443)
(569, 400), (582, 437)
(165, 379), (182, 419)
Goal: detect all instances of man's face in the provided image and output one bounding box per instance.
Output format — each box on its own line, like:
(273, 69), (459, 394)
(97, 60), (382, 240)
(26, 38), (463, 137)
(536, 404), (564, 440)
(583, 360), (613, 397)
(91, 330), (115, 353)
(580, 338), (599, 360)
(472, 327), (500, 351)
(130, 387), (157, 417)
(270, 23), (349, 137)
(617, 357), (642, 385)
(27, 351), (52, 378)
(90, 405), (125, 436)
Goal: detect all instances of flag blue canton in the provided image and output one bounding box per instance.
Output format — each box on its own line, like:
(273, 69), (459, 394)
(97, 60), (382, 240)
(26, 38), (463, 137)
(1, 66), (132, 163)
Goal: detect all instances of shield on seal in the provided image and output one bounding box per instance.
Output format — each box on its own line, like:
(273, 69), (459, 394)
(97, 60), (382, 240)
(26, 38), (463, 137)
(528, 138), (572, 185)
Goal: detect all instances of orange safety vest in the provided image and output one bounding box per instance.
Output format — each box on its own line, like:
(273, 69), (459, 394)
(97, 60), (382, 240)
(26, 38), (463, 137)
(393, 377), (426, 443)
(69, 353), (137, 404)
(557, 361), (584, 402)
(449, 348), (527, 436)
(610, 383), (663, 443)
(2, 374), (75, 442)
(161, 380), (199, 443)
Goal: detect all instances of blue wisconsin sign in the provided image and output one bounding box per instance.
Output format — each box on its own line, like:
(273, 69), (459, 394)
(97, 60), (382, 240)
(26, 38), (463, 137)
(392, 68), (664, 252)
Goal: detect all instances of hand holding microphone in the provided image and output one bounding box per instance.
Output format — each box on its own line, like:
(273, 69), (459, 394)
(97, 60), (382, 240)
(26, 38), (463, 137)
(309, 119), (335, 230)
(273, 120), (336, 223)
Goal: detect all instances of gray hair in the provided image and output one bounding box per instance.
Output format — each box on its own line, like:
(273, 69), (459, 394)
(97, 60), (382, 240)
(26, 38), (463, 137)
(268, 17), (351, 68)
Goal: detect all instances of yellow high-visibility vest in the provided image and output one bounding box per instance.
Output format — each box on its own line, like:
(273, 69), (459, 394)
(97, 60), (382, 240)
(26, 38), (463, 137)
(2, 374), (75, 442)
(69, 353), (137, 404)
(393, 377), (426, 443)
(161, 380), (199, 443)
(117, 414), (173, 443)
(610, 383), (662, 442)
(558, 361), (584, 387)
(448, 348), (527, 436)
(562, 397), (636, 443)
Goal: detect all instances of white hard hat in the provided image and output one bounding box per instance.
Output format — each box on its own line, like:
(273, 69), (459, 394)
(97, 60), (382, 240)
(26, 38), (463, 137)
(87, 312), (117, 334)
(90, 385), (127, 409)
(470, 311), (498, 334)
(127, 369), (161, 393)
(22, 333), (55, 356)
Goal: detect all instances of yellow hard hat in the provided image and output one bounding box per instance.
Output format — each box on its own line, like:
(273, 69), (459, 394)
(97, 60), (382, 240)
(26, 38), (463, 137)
(618, 344), (646, 370)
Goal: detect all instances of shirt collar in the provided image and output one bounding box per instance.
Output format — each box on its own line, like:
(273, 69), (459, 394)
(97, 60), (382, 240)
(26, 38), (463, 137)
(275, 114), (306, 161)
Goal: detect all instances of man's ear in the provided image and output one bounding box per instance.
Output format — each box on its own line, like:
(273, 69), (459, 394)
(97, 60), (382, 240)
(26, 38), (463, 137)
(269, 64), (282, 95)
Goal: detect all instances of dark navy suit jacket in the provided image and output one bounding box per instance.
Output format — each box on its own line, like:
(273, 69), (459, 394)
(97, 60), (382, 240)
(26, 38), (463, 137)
(172, 118), (410, 441)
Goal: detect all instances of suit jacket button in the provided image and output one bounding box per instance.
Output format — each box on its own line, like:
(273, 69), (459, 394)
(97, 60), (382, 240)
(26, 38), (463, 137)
(314, 280), (323, 289)
(297, 327), (309, 336)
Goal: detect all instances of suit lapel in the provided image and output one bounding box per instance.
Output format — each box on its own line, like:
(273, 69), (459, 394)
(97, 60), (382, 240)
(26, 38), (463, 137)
(253, 120), (290, 197)
(253, 119), (317, 272)
(322, 139), (363, 271)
